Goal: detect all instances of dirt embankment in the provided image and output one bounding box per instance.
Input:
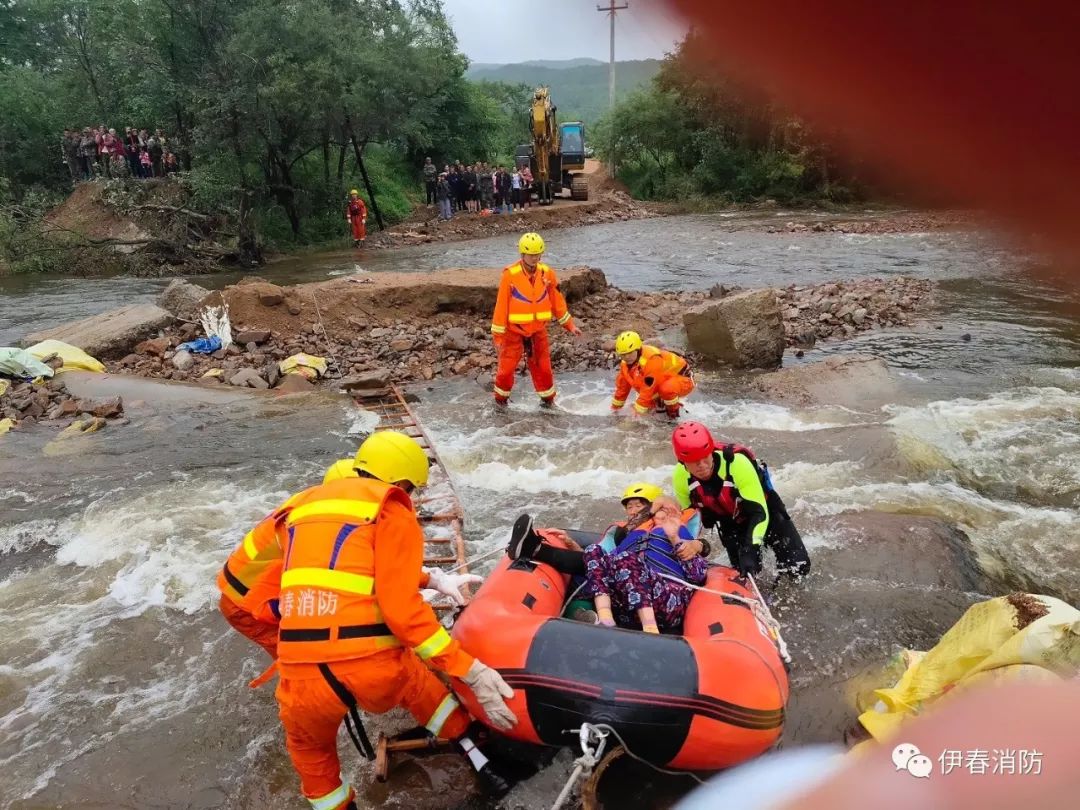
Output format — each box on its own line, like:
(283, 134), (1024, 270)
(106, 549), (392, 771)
(40, 179), (241, 277)
(105, 270), (936, 391)
(365, 190), (664, 250)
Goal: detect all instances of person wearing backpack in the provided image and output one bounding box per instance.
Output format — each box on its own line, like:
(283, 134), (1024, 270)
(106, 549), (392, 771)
(671, 422), (811, 580)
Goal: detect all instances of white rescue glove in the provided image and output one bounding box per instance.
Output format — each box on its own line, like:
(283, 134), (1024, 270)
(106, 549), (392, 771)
(424, 567), (483, 606)
(462, 660), (517, 731)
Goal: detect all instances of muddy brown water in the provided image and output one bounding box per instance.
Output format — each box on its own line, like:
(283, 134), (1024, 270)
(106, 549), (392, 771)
(1, 210), (1078, 809)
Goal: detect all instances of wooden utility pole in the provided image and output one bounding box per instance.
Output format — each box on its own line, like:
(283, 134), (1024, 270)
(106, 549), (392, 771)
(597, 1), (629, 111)
(598, 1), (628, 177)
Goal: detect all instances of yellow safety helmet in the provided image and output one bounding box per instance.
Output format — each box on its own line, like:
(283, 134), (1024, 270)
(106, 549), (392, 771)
(323, 458), (358, 484)
(353, 430), (430, 488)
(615, 330), (643, 355)
(621, 482), (663, 505)
(349, 189), (359, 196)
(518, 232), (545, 255)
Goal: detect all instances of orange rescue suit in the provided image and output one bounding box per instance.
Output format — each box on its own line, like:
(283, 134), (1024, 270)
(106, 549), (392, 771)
(611, 344), (694, 415)
(242, 476), (473, 810)
(490, 260), (575, 402)
(346, 197), (367, 242)
(217, 493), (303, 658)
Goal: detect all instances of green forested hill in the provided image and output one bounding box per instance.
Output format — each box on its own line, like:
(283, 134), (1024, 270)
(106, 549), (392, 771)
(466, 59), (661, 124)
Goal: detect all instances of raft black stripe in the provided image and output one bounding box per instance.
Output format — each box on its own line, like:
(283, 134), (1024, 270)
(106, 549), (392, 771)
(501, 676), (603, 700)
(612, 692), (784, 730)
(502, 671), (784, 731)
(616, 687), (785, 721)
(222, 563), (249, 597)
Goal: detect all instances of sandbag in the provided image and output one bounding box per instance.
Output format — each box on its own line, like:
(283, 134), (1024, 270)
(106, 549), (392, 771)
(857, 594), (1080, 741)
(0, 347), (54, 380)
(25, 339), (105, 373)
(279, 353), (328, 381)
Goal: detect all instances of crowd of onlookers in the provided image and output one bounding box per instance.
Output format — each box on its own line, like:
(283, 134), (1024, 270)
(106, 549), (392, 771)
(61, 126), (184, 184)
(421, 157), (534, 221)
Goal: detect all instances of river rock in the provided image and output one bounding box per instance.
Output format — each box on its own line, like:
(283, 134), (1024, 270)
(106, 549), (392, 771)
(558, 267), (608, 301)
(235, 330), (271, 346)
(389, 338), (414, 353)
(91, 396), (124, 419)
(263, 362), (281, 388)
(248, 283), (284, 307)
(852, 308), (868, 325)
(171, 350), (194, 371)
(136, 336), (171, 357)
(22, 304), (174, 360)
(751, 354), (896, 409)
(276, 373), (315, 393)
(157, 279), (210, 321)
(683, 288), (785, 368)
(337, 368), (391, 393)
(229, 368), (269, 389)
(443, 327), (472, 352)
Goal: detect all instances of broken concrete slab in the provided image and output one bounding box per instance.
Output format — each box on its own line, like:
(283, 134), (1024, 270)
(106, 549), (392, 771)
(22, 304), (175, 361)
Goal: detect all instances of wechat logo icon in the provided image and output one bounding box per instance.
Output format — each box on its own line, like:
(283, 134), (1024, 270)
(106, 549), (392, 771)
(893, 743), (933, 778)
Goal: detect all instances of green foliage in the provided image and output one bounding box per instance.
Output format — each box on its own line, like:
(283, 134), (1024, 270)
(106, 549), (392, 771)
(0, 0), (531, 263)
(596, 32), (864, 203)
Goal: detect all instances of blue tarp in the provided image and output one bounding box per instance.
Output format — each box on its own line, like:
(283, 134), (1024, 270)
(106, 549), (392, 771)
(176, 335), (222, 355)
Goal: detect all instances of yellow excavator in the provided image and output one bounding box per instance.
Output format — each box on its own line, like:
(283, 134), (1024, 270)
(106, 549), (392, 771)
(516, 87), (589, 205)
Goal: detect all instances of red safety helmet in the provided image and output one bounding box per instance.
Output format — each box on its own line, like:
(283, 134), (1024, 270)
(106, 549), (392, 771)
(672, 421), (716, 463)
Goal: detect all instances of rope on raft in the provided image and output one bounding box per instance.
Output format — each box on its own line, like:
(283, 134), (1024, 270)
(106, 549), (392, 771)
(655, 570), (792, 663)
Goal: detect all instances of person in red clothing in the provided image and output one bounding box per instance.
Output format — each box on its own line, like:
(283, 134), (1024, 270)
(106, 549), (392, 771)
(345, 189), (367, 247)
(227, 432), (516, 808)
(490, 232), (582, 406)
(610, 330), (695, 418)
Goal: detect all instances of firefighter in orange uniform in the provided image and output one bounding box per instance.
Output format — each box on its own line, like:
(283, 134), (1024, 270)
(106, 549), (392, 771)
(490, 232), (582, 406)
(610, 330), (695, 418)
(345, 190), (367, 247)
(229, 432), (515, 809)
(216, 461), (368, 659)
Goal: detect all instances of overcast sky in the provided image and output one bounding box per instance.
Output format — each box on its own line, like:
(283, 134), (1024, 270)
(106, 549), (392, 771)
(442, 0), (688, 64)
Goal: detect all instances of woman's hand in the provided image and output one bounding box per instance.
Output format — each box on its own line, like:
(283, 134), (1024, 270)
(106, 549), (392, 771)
(543, 528), (582, 552)
(651, 496), (683, 539)
(675, 540), (704, 561)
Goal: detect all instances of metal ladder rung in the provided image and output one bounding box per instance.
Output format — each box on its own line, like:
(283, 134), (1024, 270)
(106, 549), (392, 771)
(421, 513), (460, 523)
(423, 556), (459, 565)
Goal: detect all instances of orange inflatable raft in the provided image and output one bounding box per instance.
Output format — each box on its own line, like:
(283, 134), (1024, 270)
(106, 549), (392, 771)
(451, 530), (790, 771)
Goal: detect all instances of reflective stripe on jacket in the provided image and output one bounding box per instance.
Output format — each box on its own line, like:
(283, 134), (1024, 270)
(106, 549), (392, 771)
(217, 492), (304, 618)
(271, 478), (474, 676)
(611, 345), (689, 409)
(491, 261), (574, 337)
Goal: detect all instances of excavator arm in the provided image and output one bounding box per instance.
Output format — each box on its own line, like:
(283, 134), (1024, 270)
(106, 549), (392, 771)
(530, 87), (559, 205)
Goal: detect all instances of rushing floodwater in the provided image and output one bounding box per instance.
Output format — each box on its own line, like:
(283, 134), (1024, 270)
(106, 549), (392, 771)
(1, 210), (1078, 809)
